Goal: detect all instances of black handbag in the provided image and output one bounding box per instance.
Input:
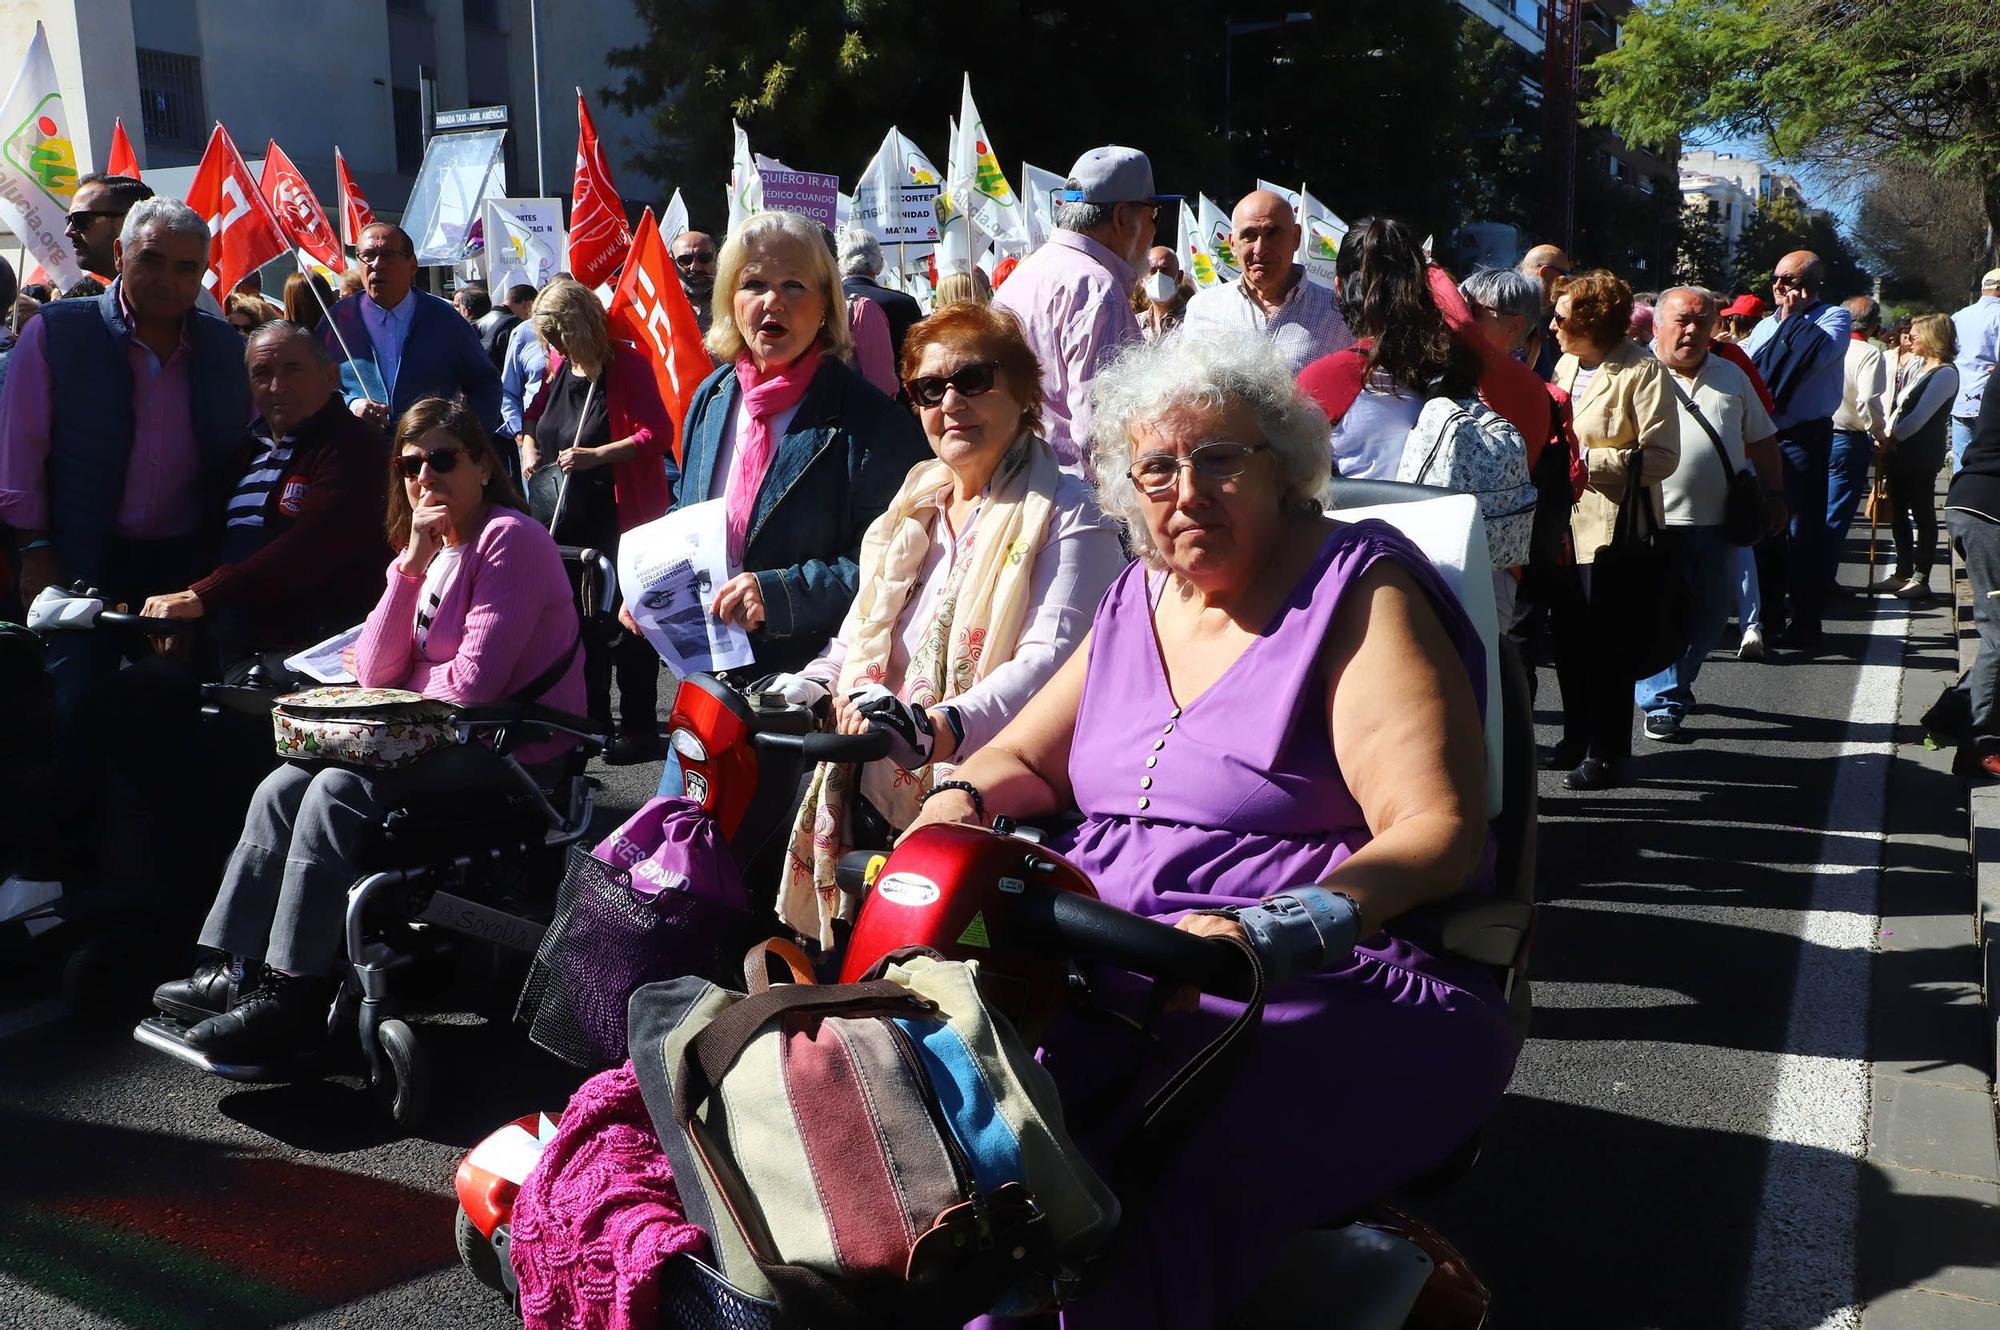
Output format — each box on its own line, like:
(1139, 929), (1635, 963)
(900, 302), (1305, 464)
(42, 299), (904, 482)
(1591, 458), (1688, 682)
(1670, 380), (1764, 546)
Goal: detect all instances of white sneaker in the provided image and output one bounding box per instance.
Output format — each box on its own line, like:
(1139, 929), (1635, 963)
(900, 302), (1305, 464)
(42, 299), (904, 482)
(1738, 626), (1766, 661)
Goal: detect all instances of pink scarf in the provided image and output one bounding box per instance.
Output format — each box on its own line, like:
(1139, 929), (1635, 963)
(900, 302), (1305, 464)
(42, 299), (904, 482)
(726, 349), (821, 564)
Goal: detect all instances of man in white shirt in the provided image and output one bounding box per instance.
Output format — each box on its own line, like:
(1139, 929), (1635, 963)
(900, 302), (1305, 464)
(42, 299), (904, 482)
(1637, 287), (1784, 742)
(1827, 295), (1889, 585)
(1950, 269), (2000, 470)
(1182, 189), (1353, 375)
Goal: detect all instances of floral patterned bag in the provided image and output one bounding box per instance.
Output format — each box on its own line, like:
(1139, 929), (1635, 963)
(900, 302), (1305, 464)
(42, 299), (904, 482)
(271, 687), (455, 770)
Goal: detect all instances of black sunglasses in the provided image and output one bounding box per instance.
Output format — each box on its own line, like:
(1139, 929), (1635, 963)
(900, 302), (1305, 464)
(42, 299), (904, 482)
(905, 361), (1000, 408)
(65, 208), (122, 230)
(397, 447), (466, 478)
(674, 250), (716, 267)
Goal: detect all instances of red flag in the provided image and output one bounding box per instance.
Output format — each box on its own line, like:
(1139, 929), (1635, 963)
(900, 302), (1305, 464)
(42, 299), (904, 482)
(607, 208), (712, 462)
(335, 147), (374, 252)
(184, 124), (288, 297)
(105, 118), (139, 178)
(257, 140), (342, 272)
(570, 91), (632, 288)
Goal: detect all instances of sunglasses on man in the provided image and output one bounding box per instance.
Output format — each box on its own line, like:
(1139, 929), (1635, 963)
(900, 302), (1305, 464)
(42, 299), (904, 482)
(674, 250), (717, 267)
(65, 208), (123, 231)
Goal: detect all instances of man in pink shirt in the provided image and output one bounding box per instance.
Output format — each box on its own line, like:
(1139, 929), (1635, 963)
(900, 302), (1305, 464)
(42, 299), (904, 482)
(993, 146), (1173, 475)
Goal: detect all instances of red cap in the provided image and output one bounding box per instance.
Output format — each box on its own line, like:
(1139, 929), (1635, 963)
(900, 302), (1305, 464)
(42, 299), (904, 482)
(1720, 294), (1765, 320)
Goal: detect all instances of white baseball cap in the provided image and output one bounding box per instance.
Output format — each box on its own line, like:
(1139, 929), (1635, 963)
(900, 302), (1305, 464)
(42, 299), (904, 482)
(1054, 146), (1180, 207)
(1983, 268), (2000, 289)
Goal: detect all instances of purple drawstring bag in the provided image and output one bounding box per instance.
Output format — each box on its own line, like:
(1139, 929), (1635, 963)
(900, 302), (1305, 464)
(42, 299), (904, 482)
(518, 797), (752, 1067)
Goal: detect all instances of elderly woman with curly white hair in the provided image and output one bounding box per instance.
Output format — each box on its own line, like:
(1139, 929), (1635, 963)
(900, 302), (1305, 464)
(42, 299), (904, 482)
(906, 332), (1520, 1330)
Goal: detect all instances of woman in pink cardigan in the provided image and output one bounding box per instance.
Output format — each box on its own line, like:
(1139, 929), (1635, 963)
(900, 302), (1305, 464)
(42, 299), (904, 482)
(151, 396), (585, 1063)
(522, 277), (673, 763)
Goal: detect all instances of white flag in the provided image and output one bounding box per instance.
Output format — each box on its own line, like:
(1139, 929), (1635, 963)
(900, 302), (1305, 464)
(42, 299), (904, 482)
(661, 187), (688, 246)
(940, 115), (963, 233)
(1198, 195), (1240, 283)
(1298, 187), (1346, 290)
(727, 120), (762, 233)
(0, 23), (84, 287)
(1178, 201), (1219, 288)
(1020, 162), (1065, 250)
(951, 75), (1029, 256)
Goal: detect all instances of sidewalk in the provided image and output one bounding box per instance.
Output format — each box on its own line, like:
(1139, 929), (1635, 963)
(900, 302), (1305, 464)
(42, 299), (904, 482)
(1856, 519), (2000, 1326)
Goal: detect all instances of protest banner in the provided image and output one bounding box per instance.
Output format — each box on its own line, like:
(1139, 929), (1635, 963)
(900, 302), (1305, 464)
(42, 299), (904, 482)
(1178, 200), (1218, 287)
(106, 117), (139, 178)
(1198, 194), (1241, 282)
(607, 207), (713, 459)
(0, 22), (83, 288)
(755, 156), (839, 228)
(259, 139), (343, 272)
(185, 124), (289, 296)
(950, 75), (1028, 255)
(727, 120), (762, 233)
(1020, 161), (1064, 249)
(571, 91), (632, 287)
(482, 196), (567, 291)
(335, 147), (373, 250)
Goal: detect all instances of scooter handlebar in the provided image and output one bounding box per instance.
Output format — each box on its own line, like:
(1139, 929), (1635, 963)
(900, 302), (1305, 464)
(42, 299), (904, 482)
(91, 609), (200, 635)
(1017, 888), (1257, 1002)
(753, 728), (894, 763)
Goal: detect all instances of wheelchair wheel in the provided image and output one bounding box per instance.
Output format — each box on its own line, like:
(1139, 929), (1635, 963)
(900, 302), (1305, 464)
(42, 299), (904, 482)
(370, 1018), (430, 1126)
(455, 1204), (510, 1300)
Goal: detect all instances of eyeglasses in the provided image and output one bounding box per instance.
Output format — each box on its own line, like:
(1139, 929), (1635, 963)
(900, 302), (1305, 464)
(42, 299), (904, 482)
(674, 251), (716, 267)
(356, 248), (407, 267)
(1549, 311), (1568, 328)
(397, 447), (465, 478)
(906, 361), (1000, 408)
(65, 209), (122, 230)
(1127, 441), (1270, 495)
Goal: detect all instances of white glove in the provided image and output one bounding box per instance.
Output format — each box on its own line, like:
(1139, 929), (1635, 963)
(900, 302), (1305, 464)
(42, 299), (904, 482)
(845, 683), (937, 771)
(26, 585), (104, 632)
(758, 671), (831, 710)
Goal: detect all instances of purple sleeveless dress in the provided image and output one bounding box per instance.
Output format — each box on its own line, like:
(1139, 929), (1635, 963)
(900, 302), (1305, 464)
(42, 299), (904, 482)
(1035, 519), (1522, 1330)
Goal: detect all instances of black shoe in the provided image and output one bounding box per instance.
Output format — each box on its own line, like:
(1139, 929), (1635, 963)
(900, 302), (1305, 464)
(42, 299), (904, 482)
(1540, 739), (1589, 772)
(1921, 688), (1973, 743)
(1562, 757), (1619, 791)
(606, 731), (663, 766)
(184, 971), (333, 1062)
(1643, 713), (1688, 743)
(153, 956), (240, 1025)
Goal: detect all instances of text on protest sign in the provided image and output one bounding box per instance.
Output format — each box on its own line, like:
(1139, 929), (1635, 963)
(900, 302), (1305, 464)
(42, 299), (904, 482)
(853, 182), (940, 244)
(756, 164), (840, 228)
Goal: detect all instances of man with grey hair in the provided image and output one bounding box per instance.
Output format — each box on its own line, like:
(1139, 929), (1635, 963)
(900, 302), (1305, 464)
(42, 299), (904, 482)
(0, 195), (251, 889)
(838, 226), (922, 361)
(1827, 294), (1888, 584)
(1182, 189), (1351, 374)
(994, 145), (1170, 472)
(1636, 286), (1784, 741)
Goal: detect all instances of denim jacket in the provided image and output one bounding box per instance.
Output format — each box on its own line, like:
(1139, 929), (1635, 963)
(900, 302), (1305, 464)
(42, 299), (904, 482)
(670, 357), (928, 674)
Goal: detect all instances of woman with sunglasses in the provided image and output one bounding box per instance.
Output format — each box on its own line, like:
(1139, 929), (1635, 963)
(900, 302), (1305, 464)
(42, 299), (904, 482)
(153, 397), (586, 1061)
(664, 210), (928, 678)
(902, 333), (1517, 1330)
(769, 303), (1125, 943)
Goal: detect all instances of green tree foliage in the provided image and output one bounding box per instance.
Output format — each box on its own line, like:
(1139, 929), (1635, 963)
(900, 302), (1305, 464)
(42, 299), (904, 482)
(1734, 195), (1868, 300)
(1674, 199), (1732, 291)
(603, 0), (1546, 244)
(1584, 0), (2000, 262)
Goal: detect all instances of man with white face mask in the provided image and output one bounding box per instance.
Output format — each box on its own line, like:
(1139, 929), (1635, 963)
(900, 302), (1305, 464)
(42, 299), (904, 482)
(1181, 188), (1353, 374)
(1136, 246), (1194, 341)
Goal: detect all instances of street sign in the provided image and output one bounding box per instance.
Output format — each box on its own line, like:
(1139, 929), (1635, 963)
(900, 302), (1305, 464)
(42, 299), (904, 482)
(854, 182), (940, 244)
(434, 105), (509, 132)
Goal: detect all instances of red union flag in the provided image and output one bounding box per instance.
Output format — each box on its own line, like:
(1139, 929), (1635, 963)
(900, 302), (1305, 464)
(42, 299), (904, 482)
(607, 208), (712, 462)
(184, 124), (288, 296)
(335, 146), (374, 251)
(106, 118), (139, 178)
(258, 140), (342, 271)
(570, 91), (631, 288)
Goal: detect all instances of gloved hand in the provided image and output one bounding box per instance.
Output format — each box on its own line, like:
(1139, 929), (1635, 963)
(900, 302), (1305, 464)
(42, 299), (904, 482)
(754, 671), (831, 712)
(844, 683), (937, 771)
(1230, 886), (1363, 984)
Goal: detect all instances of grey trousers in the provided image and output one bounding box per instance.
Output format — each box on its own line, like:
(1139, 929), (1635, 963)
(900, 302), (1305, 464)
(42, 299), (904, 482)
(1948, 509), (2000, 736)
(198, 747), (534, 975)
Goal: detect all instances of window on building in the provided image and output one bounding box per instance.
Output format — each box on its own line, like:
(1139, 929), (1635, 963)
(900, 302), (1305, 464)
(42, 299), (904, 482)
(1639, 174), (1655, 195)
(393, 85), (423, 175)
(1605, 155), (1624, 181)
(135, 48), (206, 152)
(463, 0), (502, 26)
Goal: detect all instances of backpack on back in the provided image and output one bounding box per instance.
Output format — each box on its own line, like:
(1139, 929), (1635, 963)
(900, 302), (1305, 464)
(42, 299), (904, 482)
(1398, 396), (1538, 568)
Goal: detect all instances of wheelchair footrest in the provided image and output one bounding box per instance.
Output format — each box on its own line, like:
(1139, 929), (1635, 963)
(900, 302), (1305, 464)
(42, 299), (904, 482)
(132, 1015), (323, 1084)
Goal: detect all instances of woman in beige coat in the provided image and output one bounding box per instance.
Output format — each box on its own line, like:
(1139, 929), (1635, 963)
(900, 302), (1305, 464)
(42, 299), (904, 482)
(1546, 269), (1681, 790)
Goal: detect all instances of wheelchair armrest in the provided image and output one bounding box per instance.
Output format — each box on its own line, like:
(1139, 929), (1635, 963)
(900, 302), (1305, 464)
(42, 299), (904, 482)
(449, 703), (611, 757)
(1437, 897), (1536, 970)
(200, 682), (286, 717)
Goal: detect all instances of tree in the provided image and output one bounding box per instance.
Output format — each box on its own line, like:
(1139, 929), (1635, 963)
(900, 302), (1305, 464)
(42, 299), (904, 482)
(1734, 194), (1868, 300)
(1583, 0), (2000, 265)
(1674, 199), (1731, 291)
(1853, 162), (1988, 310)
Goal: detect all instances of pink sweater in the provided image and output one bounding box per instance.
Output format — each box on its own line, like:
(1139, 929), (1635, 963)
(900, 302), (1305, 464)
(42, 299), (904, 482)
(356, 505), (588, 763)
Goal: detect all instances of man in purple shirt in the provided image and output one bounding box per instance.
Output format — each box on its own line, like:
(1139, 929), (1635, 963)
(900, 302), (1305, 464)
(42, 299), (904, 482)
(994, 146), (1174, 474)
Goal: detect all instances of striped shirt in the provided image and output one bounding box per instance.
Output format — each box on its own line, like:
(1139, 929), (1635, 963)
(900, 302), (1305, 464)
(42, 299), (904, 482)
(226, 423), (296, 530)
(414, 545), (463, 652)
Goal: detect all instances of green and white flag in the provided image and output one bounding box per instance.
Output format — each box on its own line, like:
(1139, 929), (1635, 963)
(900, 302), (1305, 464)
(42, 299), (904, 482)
(727, 120), (762, 234)
(0, 22), (83, 287)
(1020, 162), (1065, 249)
(1198, 194), (1240, 283)
(1178, 200), (1218, 288)
(661, 187), (688, 245)
(854, 126), (943, 259)
(951, 75), (1028, 255)
(1299, 186), (1346, 289)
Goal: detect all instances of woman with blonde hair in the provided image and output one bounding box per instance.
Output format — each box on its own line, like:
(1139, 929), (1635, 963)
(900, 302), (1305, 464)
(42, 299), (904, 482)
(933, 265), (993, 309)
(226, 290), (273, 338)
(521, 275), (674, 761)
(663, 210), (928, 676)
(1870, 312), (1960, 600)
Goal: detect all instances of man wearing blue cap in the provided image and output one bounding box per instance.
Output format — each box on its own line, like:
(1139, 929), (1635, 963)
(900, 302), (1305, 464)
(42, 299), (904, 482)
(994, 145), (1172, 475)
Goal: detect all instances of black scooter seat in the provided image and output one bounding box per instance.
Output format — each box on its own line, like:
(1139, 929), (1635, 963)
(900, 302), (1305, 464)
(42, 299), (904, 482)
(133, 1014), (326, 1083)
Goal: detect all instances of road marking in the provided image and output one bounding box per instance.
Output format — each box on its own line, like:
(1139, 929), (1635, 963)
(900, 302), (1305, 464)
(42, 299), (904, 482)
(1741, 600), (1907, 1329)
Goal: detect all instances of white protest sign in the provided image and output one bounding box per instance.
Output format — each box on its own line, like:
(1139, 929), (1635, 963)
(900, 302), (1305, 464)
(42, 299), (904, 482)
(481, 196), (567, 291)
(855, 182), (940, 244)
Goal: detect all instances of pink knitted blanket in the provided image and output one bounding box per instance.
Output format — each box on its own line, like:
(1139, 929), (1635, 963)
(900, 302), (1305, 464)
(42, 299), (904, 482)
(512, 1062), (708, 1330)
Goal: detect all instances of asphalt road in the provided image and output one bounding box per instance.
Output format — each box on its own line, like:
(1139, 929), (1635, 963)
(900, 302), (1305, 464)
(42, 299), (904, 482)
(0, 544), (1950, 1329)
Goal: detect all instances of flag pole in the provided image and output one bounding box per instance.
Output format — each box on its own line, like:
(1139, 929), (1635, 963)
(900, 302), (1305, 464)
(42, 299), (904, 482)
(293, 249), (377, 406)
(548, 375), (597, 536)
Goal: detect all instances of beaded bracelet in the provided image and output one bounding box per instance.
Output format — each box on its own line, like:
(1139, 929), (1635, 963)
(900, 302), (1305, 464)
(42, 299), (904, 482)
(922, 779), (986, 824)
